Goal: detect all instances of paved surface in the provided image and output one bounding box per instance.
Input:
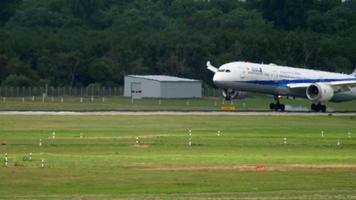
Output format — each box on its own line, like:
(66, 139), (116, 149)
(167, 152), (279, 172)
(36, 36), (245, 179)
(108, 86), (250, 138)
(0, 111), (355, 116)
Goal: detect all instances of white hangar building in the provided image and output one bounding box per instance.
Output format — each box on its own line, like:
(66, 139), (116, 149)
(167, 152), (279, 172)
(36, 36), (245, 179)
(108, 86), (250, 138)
(124, 75), (202, 98)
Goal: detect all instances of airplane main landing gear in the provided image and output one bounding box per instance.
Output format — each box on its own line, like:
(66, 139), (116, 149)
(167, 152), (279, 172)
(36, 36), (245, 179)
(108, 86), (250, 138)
(311, 103), (326, 112)
(269, 95), (285, 112)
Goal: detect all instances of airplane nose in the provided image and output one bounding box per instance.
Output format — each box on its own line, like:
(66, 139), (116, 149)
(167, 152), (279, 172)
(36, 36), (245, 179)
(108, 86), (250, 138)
(213, 74), (219, 83)
(213, 73), (223, 86)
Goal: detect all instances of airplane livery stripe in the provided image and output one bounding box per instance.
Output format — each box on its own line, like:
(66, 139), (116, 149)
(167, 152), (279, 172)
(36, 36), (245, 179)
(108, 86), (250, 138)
(237, 78), (356, 87)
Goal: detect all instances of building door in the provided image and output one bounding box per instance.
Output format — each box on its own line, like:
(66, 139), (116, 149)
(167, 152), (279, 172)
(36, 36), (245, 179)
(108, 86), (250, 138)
(131, 82), (142, 99)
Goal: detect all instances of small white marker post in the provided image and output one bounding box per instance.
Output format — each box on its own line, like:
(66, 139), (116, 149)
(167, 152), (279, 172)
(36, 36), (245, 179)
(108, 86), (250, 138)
(158, 99), (162, 105)
(102, 97), (105, 103)
(61, 97), (64, 103)
(4, 153), (8, 167)
(80, 133), (83, 139)
(348, 131), (352, 138)
(42, 94), (45, 103)
(22, 97), (25, 103)
(321, 131), (324, 137)
(186, 100), (190, 106)
(80, 97), (83, 103)
(41, 159), (45, 168)
(52, 131), (56, 140)
(91, 96), (94, 102)
(337, 139), (341, 147)
(32, 96), (35, 101)
(39, 139), (42, 146)
(217, 130), (221, 137)
(283, 137), (287, 145)
(188, 130), (192, 146)
(29, 153), (32, 161)
(136, 136), (139, 145)
(2, 97), (5, 103)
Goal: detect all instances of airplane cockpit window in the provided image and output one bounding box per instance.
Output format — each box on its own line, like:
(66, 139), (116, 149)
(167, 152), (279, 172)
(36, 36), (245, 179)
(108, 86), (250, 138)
(218, 69), (225, 72)
(225, 69), (231, 73)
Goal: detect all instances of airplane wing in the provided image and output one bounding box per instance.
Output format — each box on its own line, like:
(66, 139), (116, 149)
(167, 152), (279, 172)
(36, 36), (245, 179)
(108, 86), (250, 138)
(207, 61), (218, 73)
(287, 80), (356, 92)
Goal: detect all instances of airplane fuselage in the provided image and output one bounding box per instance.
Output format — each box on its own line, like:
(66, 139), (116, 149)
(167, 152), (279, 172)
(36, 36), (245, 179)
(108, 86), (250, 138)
(213, 62), (356, 102)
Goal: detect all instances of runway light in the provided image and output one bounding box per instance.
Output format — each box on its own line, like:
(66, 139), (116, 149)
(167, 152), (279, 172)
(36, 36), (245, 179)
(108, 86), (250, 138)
(321, 131), (324, 137)
(4, 153), (8, 167)
(283, 137), (287, 145)
(188, 130), (192, 146)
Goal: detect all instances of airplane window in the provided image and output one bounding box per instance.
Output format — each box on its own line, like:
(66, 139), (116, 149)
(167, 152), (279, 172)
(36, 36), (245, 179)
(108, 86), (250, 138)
(226, 70), (231, 73)
(218, 69), (225, 72)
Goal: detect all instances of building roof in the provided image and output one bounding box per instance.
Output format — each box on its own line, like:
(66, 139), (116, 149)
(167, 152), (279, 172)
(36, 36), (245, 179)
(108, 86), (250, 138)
(127, 75), (201, 82)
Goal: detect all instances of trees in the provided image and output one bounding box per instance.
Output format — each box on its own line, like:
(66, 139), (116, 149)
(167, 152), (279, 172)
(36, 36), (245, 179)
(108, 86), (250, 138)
(0, 0), (22, 26)
(0, 0), (355, 87)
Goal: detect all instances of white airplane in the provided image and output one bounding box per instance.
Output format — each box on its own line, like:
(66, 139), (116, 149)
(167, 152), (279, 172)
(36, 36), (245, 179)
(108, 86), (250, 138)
(207, 61), (356, 112)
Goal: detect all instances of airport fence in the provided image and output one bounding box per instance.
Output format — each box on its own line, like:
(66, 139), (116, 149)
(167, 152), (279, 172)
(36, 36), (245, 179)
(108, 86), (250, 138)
(0, 86), (221, 97)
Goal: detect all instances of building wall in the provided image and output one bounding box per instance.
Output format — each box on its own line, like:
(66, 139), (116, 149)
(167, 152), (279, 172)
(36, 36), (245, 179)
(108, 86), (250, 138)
(124, 76), (161, 98)
(160, 81), (202, 98)
(125, 76), (202, 98)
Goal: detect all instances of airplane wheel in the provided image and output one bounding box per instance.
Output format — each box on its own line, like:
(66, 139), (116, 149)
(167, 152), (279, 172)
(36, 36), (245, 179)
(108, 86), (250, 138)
(311, 104), (316, 111)
(280, 104), (285, 112)
(311, 103), (326, 112)
(269, 103), (275, 110)
(270, 103), (285, 111)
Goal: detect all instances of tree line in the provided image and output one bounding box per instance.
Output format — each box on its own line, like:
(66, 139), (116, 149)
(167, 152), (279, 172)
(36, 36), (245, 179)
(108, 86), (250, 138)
(1, 0), (356, 87)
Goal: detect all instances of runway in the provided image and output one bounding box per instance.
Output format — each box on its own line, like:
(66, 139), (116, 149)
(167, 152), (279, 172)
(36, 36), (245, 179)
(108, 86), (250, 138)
(0, 111), (355, 116)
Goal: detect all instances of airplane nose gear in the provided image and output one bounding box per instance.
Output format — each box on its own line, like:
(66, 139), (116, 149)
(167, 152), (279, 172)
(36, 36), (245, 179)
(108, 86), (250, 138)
(269, 95), (285, 112)
(222, 89), (238, 101)
(311, 103), (326, 112)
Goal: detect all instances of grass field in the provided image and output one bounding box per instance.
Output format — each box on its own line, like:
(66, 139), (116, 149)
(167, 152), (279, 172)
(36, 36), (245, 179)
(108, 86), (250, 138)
(1, 96), (356, 111)
(0, 114), (356, 199)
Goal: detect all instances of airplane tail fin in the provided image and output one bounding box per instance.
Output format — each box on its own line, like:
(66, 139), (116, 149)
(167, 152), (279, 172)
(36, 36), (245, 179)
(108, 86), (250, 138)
(351, 69), (356, 76)
(207, 61), (218, 73)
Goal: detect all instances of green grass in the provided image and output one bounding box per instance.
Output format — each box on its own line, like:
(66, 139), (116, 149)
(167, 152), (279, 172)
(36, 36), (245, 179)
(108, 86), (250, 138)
(0, 96), (356, 111)
(0, 115), (356, 199)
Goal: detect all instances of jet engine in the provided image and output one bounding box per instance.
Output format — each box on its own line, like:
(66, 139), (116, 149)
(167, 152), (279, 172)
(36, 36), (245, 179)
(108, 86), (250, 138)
(306, 83), (334, 102)
(222, 88), (239, 101)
